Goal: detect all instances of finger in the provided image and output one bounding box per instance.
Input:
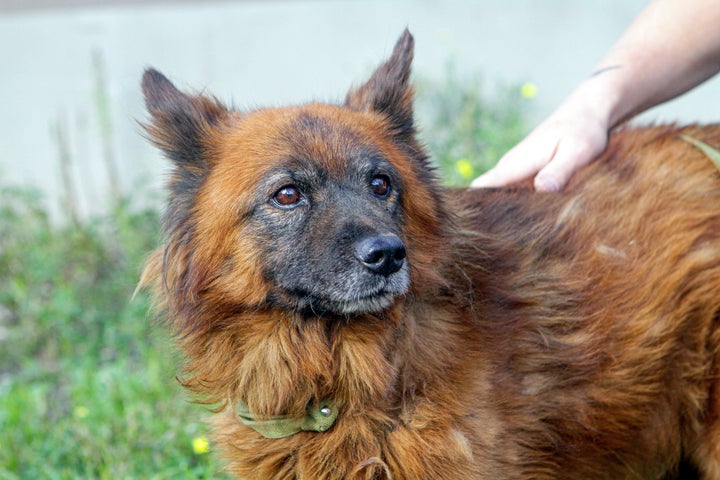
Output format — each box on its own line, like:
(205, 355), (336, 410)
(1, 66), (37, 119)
(533, 136), (601, 192)
(470, 161), (531, 188)
(471, 142), (555, 189)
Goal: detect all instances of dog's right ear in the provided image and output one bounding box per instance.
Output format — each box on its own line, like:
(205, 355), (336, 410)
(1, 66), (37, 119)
(142, 68), (228, 171)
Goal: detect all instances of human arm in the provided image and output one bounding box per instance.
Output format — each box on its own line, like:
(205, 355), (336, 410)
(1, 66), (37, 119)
(471, 0), (720, 191)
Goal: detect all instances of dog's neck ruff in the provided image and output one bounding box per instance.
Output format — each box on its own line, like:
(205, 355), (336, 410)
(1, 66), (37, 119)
(236, 399), (338, 439)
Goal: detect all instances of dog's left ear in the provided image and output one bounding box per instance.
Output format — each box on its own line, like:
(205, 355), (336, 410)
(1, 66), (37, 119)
(345, 29), (415, 139)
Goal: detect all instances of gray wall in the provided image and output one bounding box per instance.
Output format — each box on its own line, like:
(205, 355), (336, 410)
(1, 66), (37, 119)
(2, 0), (718, 219)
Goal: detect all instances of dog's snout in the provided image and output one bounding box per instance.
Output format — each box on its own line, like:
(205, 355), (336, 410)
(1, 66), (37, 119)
(354, 235), (406, 276)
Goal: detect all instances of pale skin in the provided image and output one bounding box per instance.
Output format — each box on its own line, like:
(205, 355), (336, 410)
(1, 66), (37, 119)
(471, 0), (720, 191)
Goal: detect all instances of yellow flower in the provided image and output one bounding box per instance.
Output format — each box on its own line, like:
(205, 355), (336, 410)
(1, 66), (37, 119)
(455, 158), (475, 179)
(73, 405), (89, 419)
(520, 82), (538, 99)
(192, 436), (210, 455)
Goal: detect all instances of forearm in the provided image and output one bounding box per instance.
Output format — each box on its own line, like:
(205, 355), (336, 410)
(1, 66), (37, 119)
(571, 0), (720, 128)
(471, 0), (720, 191)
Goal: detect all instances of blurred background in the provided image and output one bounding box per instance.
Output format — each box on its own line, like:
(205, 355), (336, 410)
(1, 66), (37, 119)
(3, 0), (720, 219)
(2, 1), (719, 478)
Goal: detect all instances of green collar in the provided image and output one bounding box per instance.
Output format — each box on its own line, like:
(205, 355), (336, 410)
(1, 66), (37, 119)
(236, 399), (338, 439)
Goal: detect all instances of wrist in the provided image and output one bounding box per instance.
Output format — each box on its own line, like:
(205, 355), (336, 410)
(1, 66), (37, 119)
(552, 76), (618, 134)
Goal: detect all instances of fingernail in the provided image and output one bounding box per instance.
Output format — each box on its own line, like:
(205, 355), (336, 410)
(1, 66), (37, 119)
(534, 175), (560, 192)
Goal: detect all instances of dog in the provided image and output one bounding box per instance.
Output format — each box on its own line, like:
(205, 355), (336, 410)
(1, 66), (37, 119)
(139, 30), (720, 479)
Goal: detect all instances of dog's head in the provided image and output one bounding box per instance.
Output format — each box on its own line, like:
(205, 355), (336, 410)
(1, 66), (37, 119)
(142, 30), (447, 322)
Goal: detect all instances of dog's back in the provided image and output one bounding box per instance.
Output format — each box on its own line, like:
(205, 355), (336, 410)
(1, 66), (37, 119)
(449, 124), (720, 478)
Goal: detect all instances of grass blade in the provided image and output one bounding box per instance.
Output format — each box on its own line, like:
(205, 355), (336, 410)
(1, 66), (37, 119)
(680, 134), (720, 173)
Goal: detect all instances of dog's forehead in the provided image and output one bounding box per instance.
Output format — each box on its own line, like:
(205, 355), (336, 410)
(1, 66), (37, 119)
(220, 104), (395, 176)
(284, 109), (386, 173)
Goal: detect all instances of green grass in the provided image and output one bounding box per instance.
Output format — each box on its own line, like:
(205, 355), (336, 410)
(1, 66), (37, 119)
(0, 76), (530, 478)
(1, 353), (221, 479)
(0, 187), (229, 479)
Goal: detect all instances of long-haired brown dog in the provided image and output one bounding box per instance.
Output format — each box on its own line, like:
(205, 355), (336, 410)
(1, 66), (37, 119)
(140, 31), (720, 479)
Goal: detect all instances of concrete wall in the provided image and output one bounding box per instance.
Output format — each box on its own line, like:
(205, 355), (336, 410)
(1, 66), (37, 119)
(2, 0), (718, 219)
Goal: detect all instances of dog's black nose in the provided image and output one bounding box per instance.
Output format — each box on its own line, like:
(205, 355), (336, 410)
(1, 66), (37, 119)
(354, 235), (406, 276)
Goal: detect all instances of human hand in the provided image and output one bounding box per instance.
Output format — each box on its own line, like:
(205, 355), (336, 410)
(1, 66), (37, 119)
(470, 102), (610, 191)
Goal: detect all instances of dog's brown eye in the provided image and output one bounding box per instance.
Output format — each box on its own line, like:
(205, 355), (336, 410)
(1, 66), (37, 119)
(370, 175), (391, 198)
(272, 185), (302, 207)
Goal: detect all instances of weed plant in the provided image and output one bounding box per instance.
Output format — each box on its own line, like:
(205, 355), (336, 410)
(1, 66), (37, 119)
(0, 186), (227, 479)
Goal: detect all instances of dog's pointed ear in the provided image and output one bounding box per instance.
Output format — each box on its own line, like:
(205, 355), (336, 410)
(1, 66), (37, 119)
(142, 68), (228, 170)
(344, 29), (415, 139)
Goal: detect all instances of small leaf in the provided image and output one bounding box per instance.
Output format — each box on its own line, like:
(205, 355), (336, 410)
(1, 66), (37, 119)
(680, 134), (720, 173)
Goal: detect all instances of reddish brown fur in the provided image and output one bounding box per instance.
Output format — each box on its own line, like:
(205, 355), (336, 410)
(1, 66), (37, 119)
(140, 32), (720, 479)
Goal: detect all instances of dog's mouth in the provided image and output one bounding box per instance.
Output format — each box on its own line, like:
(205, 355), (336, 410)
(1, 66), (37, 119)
(320, 288), (402, 315)
(277, 272), (410, 316)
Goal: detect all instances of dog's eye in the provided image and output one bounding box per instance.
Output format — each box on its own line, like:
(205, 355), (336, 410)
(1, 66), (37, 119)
(272, 185), (303, 208)
(370, 175), (391, 198)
